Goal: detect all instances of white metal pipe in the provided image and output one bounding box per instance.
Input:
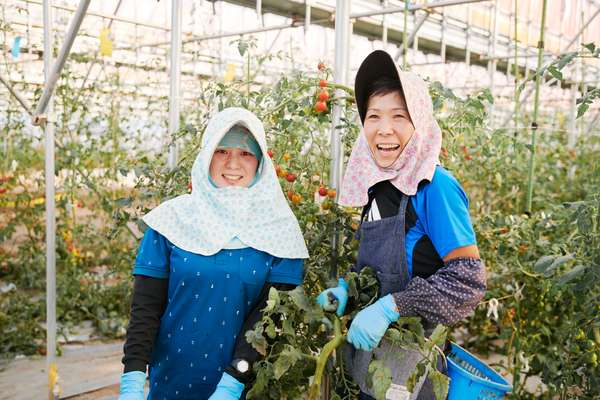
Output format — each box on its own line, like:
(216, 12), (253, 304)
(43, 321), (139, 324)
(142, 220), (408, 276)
(33, 0), (91, 123)
(24, 0), (169, 31)
(382, 0), (388, 48)
(393, 10), (430, 62)
(304, 0), (311, 35)
(330, 0), (350, 192)
(349, 0), (490, 19)
(168, 0), (183, 169)
(121, 21), (301, 50)
(256, 0), (262, 25)
(42, 0), (57, 399)
(488, 0), (499, 127)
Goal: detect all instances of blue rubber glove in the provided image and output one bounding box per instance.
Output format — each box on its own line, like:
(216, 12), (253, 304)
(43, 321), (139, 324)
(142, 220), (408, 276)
(316, 277), (349, 316)
(208, 372), (245, 400)
(347, 294), (400, 351)
(119, 371), (146, 400)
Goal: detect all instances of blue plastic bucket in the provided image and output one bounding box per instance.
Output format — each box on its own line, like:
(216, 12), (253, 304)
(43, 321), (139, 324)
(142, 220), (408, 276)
(447, 342), (512, 400)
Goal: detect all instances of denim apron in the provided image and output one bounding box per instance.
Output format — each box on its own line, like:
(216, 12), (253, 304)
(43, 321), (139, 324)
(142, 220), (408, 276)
(344, 194), (432, 400)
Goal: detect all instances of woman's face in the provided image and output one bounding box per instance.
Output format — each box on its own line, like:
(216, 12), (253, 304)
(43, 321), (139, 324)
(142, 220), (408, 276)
(363, 91), (415, 168)
(209, 147), (259, 187)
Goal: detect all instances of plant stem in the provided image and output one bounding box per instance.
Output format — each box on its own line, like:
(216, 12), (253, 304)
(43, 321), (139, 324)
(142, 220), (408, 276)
(525, 0), (547, 214)
(308, 317), (345, 400)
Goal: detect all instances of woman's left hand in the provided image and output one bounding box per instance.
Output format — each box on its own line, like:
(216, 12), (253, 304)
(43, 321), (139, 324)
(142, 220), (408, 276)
(208, 373), (244, 400)
(347, 294), (400, 351)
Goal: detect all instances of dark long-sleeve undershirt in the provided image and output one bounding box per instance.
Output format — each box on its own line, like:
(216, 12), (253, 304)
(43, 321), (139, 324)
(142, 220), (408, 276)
(122, 274), (295, 376)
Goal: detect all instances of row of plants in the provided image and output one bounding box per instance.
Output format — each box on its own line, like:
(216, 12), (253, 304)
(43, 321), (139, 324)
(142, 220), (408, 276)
(1, 41), (599, 398)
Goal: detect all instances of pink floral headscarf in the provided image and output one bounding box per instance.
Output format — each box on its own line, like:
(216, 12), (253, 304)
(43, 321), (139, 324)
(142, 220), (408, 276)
(338, 67), (442, 207)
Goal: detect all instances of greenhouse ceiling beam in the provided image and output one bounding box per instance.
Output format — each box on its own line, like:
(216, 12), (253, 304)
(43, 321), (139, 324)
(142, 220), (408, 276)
(118, 20), (304, 50)
(24, 0), (169, 31)
(0, 73), (34, 116)
(350, 0), (490, 19)
(500, 4), (600, 127)
(33, 0), (91, 126)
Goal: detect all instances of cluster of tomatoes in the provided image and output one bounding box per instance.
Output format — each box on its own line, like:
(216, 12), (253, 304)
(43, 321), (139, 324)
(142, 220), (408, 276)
(269, 150), (336, 207)
(314, 62), (330, 114)
(0, 175), (11, 195)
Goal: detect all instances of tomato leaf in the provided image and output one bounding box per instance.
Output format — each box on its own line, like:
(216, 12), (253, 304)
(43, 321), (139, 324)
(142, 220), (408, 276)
(367, 359), (392, 400)
(429, 369), (450, 400)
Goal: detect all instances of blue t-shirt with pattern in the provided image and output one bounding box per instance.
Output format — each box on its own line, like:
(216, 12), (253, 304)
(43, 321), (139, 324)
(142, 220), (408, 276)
(134, 228), (303, 399)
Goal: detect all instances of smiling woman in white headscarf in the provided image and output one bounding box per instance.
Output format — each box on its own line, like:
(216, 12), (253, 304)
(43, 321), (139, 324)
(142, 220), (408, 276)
(315, 51), (486, 399)
(118, 108), (308, 400)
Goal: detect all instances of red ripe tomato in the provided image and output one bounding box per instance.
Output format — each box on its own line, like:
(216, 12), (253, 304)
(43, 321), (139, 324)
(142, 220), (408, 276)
(318, 186), (328, 196)
(314, 101), (328, 113)
(318, 91), (330, 102)
(287, 190), (294, 200)
(318, 62), (326, 71)
(188, 181), (193, 191)
(285, 173), (297, 183)
(319, 79), (327, 88)
(267, 150), (273, 158)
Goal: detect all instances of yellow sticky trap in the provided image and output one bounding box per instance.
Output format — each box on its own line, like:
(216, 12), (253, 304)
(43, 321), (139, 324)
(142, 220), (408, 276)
(224, 63), (236, 82)
(99, 28), (113, 57)
(48, 362), (61, 398)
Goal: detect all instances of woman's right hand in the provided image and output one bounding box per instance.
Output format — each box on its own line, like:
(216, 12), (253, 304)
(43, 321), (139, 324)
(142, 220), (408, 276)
(316, 278), (349, 316)
(119, 371), (146, 400)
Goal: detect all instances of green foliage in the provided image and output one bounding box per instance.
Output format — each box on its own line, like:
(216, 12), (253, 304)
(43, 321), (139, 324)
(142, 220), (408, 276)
(1, 39), (599, 400)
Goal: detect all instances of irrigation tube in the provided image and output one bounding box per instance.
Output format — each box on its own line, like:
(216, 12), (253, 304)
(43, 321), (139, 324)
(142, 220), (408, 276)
(33, 0), (91, 124)
(525, 0), (548, 214)
(42, 0), (58, 399)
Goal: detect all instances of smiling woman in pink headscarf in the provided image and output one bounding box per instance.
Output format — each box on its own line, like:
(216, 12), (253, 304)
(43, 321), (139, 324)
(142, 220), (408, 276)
(315, 50), (486, 399)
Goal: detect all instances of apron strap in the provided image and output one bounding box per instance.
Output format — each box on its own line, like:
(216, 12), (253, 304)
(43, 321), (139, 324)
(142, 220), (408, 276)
(393, 194), (409, 236)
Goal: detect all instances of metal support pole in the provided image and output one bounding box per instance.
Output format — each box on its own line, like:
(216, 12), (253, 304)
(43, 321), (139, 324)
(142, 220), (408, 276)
(256, 0), (263, 26)
(465, 5), (471, 64)
(402, 0), (409, 68)
(42, 1), (57, 399)
(488, 0), (499, 128)
(330, 0), (350, 278)
(501, 5), (600, 127)
(393, 10), (430, 62)
(304, 0), (311, 35)
(0, 73), (34, 116)
(168, 0), (182, 169)
(524, 0), (548, 214)
(382, 0), (388, 48)
(33, 0), (91, 125)
(441, 8), (447, 63)
(330, 0), (350, 191)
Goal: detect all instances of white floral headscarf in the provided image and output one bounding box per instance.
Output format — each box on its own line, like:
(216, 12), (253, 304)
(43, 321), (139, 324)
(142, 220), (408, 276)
(143, 107), (309, 259)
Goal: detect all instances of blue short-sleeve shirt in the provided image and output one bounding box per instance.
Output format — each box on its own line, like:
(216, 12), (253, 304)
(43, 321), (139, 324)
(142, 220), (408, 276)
(133, 228), (303, 399)
(406, 166), (476, 276)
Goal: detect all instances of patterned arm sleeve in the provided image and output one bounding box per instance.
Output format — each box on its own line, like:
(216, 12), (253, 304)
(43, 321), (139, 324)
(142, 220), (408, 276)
(391, 257), (486, 326)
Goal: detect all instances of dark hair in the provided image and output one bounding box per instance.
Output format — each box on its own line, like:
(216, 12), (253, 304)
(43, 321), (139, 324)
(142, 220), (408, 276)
(366, 76), (403, 100)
